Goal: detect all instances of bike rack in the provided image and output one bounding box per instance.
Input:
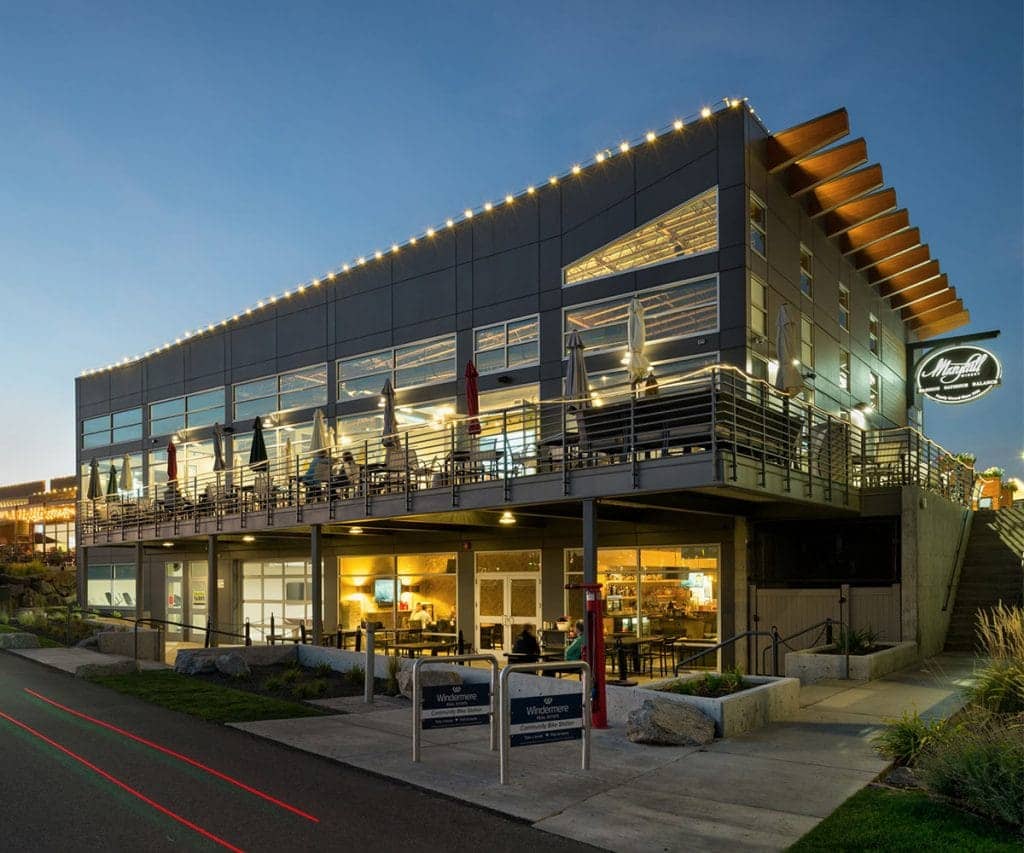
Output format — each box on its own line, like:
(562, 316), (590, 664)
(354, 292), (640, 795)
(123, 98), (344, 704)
(411, 654), (499, 762)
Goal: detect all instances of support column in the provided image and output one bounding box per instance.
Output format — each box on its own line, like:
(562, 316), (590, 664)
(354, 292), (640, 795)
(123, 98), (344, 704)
(78, 546), (88, 609)
(135, 542), (145, 620)
(311, 524), (323, 641)
(207, 535), (218, 647)
(582, 498), (597, 652)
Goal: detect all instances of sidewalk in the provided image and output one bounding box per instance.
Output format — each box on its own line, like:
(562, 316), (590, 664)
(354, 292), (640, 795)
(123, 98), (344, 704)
(232, 654), (976, 853)
(8, 647), (169, 674)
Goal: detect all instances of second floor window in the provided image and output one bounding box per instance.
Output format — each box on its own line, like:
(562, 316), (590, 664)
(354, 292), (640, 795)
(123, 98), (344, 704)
(799, 245), (813, 298)
(839, 349), (851, 391)
(749, 194), (767, 257)
(81, 408), (142, 449)
(338, 335), (457, 402)
(869, 314), (880, 356)
(150, 388), (225, 437)
(838, 285), (850, 331)
(474, 316), (540, 374)
(233, 365), (327, 422)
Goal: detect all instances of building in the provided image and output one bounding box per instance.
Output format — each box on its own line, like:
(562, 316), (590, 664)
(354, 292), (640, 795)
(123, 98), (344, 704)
(0, 477), (77, 564)
(75, 101), (976, 665)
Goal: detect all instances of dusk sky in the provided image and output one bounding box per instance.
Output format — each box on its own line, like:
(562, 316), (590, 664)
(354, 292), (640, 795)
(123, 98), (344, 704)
(0, 1), (1020, 484)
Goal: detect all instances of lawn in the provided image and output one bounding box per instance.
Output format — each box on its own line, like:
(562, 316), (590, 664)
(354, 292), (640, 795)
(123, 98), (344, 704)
(788, 786), (1022, 852)
(0, 623), (64, 648)
(88, 669), (331, 724)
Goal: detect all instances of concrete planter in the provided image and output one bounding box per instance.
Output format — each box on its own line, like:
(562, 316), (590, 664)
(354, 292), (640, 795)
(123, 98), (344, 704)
(606, 675), (800, 738)
(784, 641), (918, 685)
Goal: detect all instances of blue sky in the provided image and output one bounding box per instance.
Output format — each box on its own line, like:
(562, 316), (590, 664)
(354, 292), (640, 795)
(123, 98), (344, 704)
(0, 0), (1020, 484)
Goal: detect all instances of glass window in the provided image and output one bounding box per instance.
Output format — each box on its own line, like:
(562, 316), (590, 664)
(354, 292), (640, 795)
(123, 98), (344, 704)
(337, 336), (456, 401)
(85, 563), (135, 608)
(563, 187), (718, 286)
(838, 285), (850, 331)
(585, 353), (717, 403)
(151, 388), (224, 436)
(800, 315), (814, 369)
(750, 354), (769, 382)
(868, 315), (880, 356)
(81, 408), (142, 449)
(869, 371), (880, 410)
(478, 385), (540, 469)
(233, 366), (327, 422)
(337, 400), (456, 463)
(240, 560), (312, 641)
(474, 316), (539, 374)
(749, 194), (767, 257)
(564, 276), (718, 356)
(750, 275), (767, 337)
(839, 349), (851, 391)
(799, 245), (813, 298)
(81, 453), (144, 499)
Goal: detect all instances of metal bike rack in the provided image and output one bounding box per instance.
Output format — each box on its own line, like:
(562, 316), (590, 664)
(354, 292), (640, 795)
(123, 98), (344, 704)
(498, 661), (592, 785)
(411, 654), (500, 762)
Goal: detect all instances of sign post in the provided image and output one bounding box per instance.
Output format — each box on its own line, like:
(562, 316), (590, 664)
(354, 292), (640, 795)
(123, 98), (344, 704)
(498, 661), (592, 785)
(411, 654), (499, 762)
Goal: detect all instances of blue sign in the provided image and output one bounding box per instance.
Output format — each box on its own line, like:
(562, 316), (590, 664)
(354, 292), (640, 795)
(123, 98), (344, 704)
(509, 694), (583, 747)
(421, 683), (490, 729)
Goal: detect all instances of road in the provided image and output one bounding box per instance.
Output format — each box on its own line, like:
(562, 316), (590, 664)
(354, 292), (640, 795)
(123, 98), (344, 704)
(0, 651), (597, 852)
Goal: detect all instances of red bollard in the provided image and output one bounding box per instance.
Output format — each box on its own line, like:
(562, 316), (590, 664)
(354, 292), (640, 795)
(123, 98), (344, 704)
(567, 582), (607, 729)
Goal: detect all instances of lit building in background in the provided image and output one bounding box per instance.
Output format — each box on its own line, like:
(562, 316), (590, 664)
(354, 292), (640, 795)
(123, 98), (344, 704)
(0, 477), (77, 563)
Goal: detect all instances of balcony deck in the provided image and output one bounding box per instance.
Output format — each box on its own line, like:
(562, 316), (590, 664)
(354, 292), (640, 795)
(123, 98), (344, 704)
(79, 367), (973, 546)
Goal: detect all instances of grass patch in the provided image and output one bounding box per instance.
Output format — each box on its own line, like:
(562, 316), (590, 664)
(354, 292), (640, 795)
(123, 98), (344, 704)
(788, 786), (1022, 852)
(88, 669), (329, 724)
(0, 623), (64, 648)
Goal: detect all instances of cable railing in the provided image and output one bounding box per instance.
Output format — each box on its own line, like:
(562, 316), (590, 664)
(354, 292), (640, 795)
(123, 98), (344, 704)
(78, 365), (976, 542)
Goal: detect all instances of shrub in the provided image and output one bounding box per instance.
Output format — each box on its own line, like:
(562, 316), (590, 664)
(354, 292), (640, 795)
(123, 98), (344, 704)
(916, 709), (1024, 827)
(312, 662), (333, 678)
(347, 665), (365, 686)
(834, 625), (879, 655)
(873, 711), (951, 765)
(976, 603), (1024, 663)
(968, 604), (1024, 714)
(660, 666), (746, 698)
(291, 679), (327, 700)
(280, 667), (302, 685)
(386, 655), (402, 695)
(262, 674), (287, 692)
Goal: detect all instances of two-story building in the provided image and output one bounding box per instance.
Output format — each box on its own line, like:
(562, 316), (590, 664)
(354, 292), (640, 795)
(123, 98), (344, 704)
(75, 101), (974, 667)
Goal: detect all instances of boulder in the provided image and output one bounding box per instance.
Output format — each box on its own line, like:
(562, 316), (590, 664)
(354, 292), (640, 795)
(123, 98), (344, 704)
(0, 631), (41, 650)
(215, 653), (251, 679)
(396, 667), (461, 699)
(175, 652), (218, 676)
(884, 767), (920, 789)
(75, 659), (140, 679)
(76, 636), (100, 649)
(626, 697), (715, 746)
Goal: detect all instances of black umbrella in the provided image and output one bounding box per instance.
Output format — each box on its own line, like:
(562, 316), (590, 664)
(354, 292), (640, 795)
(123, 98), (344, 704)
(86, 458), (102, 501)
(248, 416), (269, 472)
(212, 423), (226, 472)
(106, 463), (119, 502)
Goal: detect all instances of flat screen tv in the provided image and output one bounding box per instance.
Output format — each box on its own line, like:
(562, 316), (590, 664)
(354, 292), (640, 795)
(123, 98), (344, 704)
(374, 578), (395, 607)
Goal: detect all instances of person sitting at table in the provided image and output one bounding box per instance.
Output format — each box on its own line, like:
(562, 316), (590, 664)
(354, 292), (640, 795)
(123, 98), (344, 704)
(408, 602), (432, 629)
(564, 620), (585, 661)
(300, 454), (330, 500)
(511, 623), (541, 662)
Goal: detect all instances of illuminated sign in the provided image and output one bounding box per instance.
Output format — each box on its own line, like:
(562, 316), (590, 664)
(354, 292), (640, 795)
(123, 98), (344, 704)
(915, 345), (1002, 404)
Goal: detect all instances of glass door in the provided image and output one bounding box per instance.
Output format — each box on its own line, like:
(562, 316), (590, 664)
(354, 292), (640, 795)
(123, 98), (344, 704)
(189, 562), (209, 639)
(165, 562), (184, 638)
(475, 573), (541, 651)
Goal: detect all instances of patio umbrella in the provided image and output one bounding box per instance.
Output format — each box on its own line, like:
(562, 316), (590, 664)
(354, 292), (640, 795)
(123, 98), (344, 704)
(106, 463), (118, 500)
(166, 440), (178, 482)
(212, 423), (226, 472)
(774, 303), (804, 395)
(86, 458), (102, 500)
(119, 453), (134, 493)
(564, 330), (590, 411)
(310, 409), (331, 455)
(281, 435), (295, 481)
(465, 361), (481, 436)
(248, 416), (269, 472)
(623, 297), (651, 386)
(380, 379), (399, 448)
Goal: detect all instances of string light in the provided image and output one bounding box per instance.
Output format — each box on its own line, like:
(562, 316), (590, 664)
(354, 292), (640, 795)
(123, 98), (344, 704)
(82, 98), (741, 375)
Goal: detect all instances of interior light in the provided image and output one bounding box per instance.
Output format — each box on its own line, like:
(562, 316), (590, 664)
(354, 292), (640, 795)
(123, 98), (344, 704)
(349, 526), (364, 535)
(498, 511), (516, 526)
(161, 541), (173, 548)
(792, 358), (801, 367)
(242, 535), (255, 543)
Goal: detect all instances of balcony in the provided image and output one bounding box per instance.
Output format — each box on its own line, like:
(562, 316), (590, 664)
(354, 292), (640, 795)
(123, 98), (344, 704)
(79, 366), (974, 546)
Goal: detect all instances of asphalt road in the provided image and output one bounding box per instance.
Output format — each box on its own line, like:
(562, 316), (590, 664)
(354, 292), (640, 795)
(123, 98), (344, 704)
(0, 651), (598, 852)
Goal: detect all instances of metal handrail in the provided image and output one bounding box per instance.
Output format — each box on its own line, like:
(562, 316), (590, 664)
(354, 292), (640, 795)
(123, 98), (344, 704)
(759, 617), (835, 674)
(941, 509), (973, 612)
(673, 628), (781, 677)
(132, 615), (252, 660)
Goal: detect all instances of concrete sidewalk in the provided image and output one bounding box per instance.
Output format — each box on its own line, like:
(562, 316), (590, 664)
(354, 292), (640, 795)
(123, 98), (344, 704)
(233, 654), (976, 852)
(7, 647), (169, 674)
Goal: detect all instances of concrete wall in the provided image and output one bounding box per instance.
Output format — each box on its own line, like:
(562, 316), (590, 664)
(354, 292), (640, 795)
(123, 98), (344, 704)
(900, 485), (972, 658)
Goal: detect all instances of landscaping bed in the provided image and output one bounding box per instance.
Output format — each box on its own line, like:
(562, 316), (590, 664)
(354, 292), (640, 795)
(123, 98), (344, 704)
(190, 660), (395, 703)
(785, 640), (918, 684)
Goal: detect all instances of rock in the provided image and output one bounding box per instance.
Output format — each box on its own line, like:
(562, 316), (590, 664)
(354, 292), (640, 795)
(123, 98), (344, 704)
(175, 652), (218, 675)
(626, 698), (715, 746)
(884, 766), (920, 789)
(76, 636), (100, 649)
(75, 659), (140, 679)
(396, 667), (461, 699)
(215, 653), (251, 678)
(0, 632), (41, 650)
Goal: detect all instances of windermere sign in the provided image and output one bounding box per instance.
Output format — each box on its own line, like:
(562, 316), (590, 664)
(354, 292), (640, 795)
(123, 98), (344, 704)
(915, 345), (1002, 404)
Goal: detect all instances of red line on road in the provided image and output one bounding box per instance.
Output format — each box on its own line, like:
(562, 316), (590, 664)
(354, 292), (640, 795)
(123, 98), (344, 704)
(24, 688), (319, 824)
(0, 707), (245, 853)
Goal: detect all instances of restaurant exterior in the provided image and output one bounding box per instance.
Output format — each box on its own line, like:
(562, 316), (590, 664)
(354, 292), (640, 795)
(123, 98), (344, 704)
(75, 100), (981, 668)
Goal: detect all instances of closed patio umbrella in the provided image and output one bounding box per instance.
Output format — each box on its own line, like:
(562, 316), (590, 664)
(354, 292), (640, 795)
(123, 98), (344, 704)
(166, 440), (178, 482)
(212, 423), (226, 472)
(106, 463), (118, 500)
(119, 453), (134, 493)
(248, 416), (269, 472)
(465, 361), (481, 436)
(282, 435), (296, 481)
(774, 303), (804, 395)
(310, 409), (331, 455)
(564, 330), (590, 411)
(87, 458), (102, 500)
(624, 297), (650, 386)
(380, 379), (399, 448)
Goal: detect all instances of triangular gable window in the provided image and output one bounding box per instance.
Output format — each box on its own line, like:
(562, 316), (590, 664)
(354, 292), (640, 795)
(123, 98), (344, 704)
(563, 187), (718, 286)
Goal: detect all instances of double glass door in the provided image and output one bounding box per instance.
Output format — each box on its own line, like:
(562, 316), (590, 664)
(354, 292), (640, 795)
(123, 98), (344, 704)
(475, 550), (542, 652)
(165, 561), (208, 640)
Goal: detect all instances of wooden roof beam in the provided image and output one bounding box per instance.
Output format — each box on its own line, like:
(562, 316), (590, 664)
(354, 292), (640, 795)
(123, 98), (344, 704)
(901, 289), (958, 321)
(914, 310), (970, 339)
(765, 108), (850, 173)
(786, 138), (868, 196)
(825, 191), (899, 239)
(888, 274), (949, 309)
(907, 299), (964, 330)
(877, 261), (942, 297)
(853, 228), (921, 271)
(837, 208), (909, 253)
(868, 245), (931, 284)
(805, 165), (884, 218)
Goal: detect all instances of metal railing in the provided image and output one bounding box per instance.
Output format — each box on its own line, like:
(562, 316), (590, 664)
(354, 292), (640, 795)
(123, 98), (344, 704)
(78, 365), (976, 542)
(674, 628), (782, 677)
(759, 618), (835, 675)
(132, 616), (252, 659)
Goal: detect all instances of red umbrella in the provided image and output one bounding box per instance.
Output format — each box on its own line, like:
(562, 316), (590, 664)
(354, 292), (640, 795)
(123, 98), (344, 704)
(166, 440), (178, 482)
(465, 361), (481, 436)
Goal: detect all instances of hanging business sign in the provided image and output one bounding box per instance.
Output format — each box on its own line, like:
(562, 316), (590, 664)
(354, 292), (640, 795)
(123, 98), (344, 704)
(915, 345), (1002, 404)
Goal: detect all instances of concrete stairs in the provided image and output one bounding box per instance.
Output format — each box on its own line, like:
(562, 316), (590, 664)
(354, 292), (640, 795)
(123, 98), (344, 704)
(945, 503), (1024, 652)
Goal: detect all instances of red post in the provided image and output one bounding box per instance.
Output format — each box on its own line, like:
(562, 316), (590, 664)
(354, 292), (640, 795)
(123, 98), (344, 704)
(567, 582), (607, 729)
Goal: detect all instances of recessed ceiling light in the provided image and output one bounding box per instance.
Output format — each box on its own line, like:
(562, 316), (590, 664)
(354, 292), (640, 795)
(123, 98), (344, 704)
(242, 535), (255, 543)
